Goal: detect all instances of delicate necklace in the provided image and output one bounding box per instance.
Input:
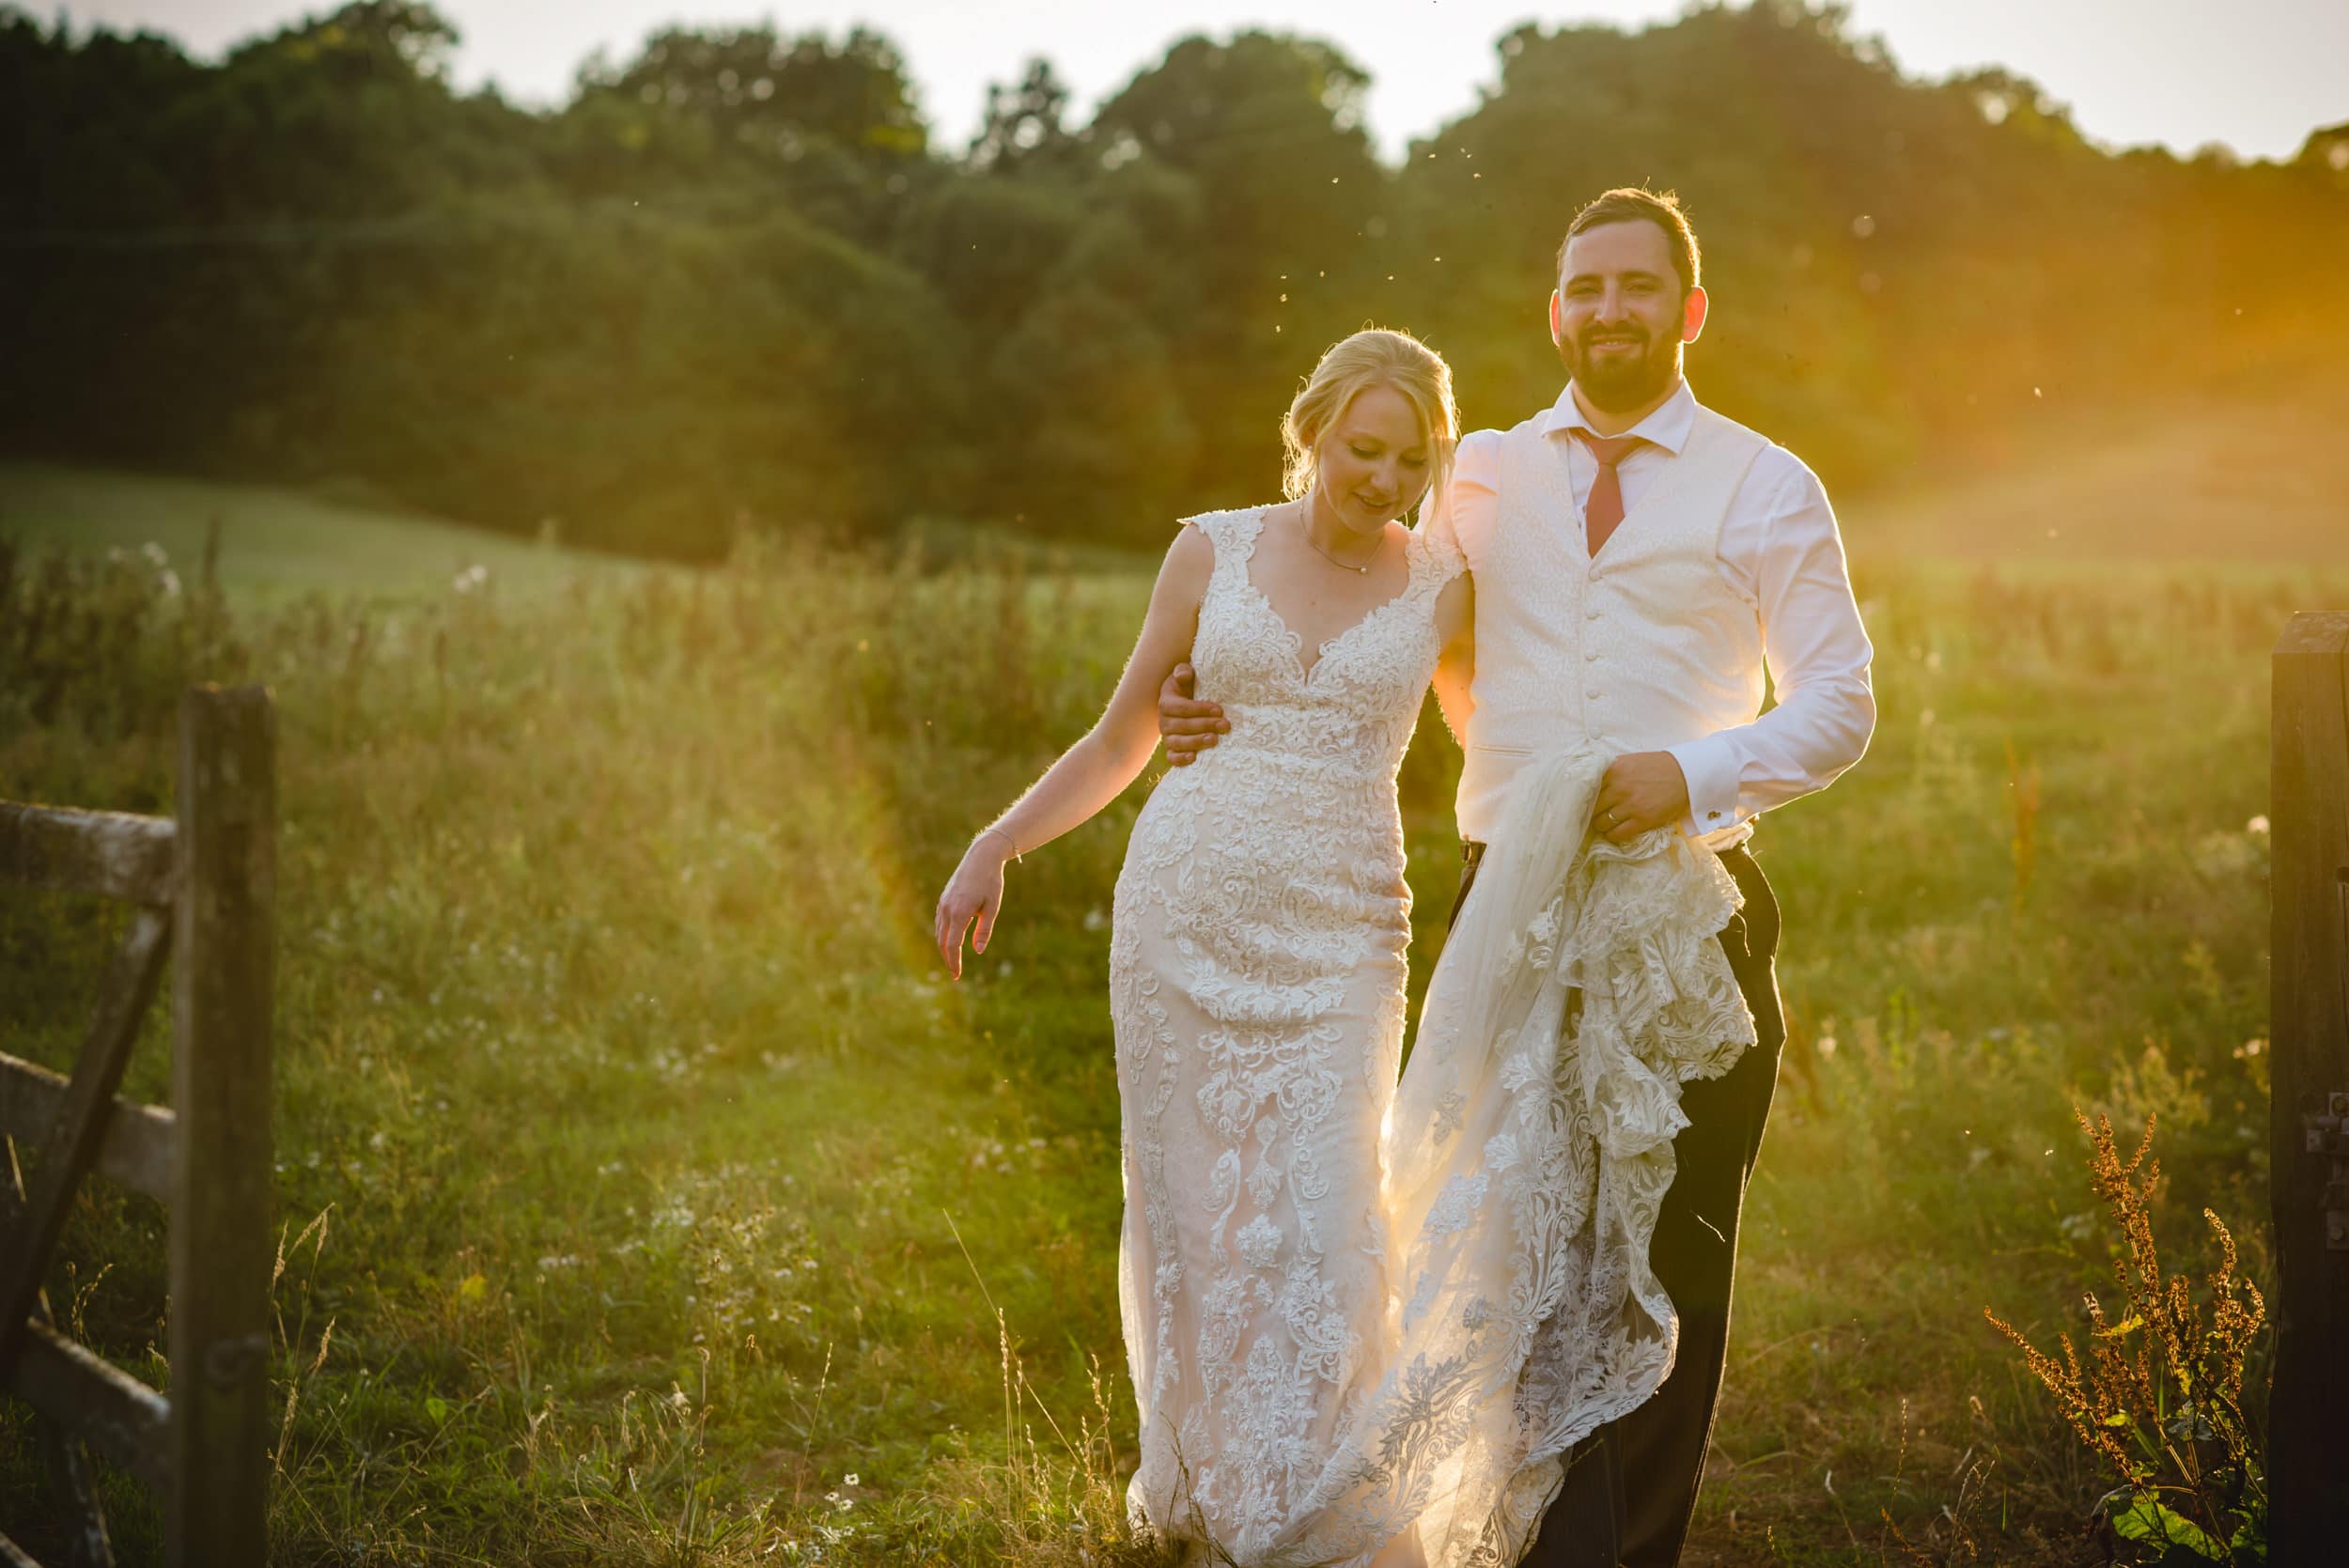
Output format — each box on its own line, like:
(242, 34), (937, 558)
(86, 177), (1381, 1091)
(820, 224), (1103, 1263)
(1294, 502), (1377, 574)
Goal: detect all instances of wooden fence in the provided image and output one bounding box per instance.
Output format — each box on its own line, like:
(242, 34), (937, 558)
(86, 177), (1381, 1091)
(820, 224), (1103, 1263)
(2272, 612), (2349, 1552)
(0, 686), (274, 1568)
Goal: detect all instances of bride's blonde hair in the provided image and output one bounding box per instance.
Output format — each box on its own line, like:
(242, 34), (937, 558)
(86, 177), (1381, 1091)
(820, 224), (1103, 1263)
(1280, 327), (1458, 515)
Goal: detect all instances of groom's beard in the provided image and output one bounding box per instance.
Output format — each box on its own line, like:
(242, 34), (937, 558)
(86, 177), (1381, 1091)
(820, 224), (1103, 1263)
(1559, 323), (1682, 412)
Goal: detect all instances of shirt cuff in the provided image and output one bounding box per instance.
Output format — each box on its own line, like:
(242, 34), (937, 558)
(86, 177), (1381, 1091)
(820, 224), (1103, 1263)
(1666, 735), (1743, 839)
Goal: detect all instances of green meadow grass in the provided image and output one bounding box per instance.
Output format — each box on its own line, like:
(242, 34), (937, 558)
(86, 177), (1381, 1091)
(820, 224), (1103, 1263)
(0, 462), (622, 600)
(0, 476), (2333, 1564)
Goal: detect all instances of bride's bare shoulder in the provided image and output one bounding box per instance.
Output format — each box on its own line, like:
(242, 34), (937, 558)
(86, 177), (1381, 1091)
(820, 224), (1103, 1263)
(1150, 518), (1218, 608)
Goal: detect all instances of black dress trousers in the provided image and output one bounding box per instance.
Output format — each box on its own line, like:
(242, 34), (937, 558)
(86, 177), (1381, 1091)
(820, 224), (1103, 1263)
(1448, 839), (1787, 1568)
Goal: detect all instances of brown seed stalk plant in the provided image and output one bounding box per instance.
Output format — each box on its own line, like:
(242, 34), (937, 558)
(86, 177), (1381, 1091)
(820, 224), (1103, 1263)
(1985, 1110), (2266, 1565)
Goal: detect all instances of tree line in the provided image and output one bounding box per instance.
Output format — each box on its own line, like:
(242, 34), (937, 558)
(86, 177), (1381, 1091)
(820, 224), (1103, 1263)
(4, 0), (2344, 558)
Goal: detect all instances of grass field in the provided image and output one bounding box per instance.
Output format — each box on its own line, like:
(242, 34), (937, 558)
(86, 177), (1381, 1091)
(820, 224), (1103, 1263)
(0, 442), (2341, 1565)
(0, 462), (620, 599)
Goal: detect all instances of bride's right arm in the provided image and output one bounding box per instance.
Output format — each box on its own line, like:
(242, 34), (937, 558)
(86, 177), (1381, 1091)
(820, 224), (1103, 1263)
(934, 524), (1214, 976)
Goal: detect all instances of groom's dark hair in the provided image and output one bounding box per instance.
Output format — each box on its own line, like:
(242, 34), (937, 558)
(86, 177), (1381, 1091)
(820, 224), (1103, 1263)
(1560, 187), (1702, 297)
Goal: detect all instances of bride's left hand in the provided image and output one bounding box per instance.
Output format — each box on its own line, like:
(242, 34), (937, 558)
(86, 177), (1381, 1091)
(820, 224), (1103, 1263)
(935, 842), (1009, 980)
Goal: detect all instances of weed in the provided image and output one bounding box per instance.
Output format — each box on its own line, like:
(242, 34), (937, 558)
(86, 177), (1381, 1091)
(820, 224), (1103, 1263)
(1987, 1111), (2267, 1564)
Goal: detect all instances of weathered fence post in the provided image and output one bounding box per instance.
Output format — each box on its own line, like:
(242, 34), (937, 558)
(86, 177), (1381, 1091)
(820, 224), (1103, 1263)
(2271, 611), (2349, 1552)
(1, 683), (276, 1564)
(165, 686), (275, 1567)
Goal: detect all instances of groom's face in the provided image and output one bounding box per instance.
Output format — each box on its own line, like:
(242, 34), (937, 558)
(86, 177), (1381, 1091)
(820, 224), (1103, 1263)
(1550, 220), (1705, 412)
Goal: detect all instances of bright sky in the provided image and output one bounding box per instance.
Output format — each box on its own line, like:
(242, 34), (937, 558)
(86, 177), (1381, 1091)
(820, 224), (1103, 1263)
(78, 1), (2349, 163)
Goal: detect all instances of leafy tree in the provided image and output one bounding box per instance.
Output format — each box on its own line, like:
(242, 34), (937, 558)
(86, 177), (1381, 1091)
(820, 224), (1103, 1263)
(557, 23), (929, 241)
(2297, 121), (2349, 186)
(1091, 31), (1392, 505)
(0, 14), (204, 228)
(889, 175), (1086, 338)
(187, 0), (518, 220)
(571, 23), (925, 171)
(3, 1), (2344, 554)
(990, 286), (1196, 544)
(969, 57), (1081, 176)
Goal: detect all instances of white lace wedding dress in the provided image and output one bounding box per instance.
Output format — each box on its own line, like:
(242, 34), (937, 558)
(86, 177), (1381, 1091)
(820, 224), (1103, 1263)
(1110, 507), (1758, 1568)
(1110, 505), (1458, 1561)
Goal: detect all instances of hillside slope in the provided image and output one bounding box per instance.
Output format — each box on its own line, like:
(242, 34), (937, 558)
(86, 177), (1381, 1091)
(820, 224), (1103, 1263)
(0, 462), (613, 597)
(1845, 380), (2348, 568)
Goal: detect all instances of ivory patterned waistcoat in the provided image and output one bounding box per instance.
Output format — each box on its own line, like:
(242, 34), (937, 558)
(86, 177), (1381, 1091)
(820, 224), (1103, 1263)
(1455, 405), (1773, 842)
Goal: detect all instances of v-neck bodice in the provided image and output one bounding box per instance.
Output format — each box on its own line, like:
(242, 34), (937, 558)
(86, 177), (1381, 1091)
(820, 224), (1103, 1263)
(1181, 505), (1459, 785)
(1240, 511), (1424, 685)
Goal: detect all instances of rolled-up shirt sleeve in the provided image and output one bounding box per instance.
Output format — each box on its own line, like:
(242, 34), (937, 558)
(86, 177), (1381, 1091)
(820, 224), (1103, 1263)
(1667, 453), (1875, 836)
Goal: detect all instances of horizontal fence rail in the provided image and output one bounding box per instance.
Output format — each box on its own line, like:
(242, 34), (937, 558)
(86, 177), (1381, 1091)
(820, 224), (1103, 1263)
(0, 1054), (176, 1203)
(0, 804), (175, 906)
(9, 1321), (170, 1492)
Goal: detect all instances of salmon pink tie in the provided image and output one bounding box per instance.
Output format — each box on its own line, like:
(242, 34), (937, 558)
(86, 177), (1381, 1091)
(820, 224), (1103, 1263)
(1575, 431), (1647, 555)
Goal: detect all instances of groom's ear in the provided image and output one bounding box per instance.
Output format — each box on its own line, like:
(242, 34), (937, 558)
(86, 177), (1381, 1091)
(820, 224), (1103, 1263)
(1680, 285), (1709, 344)
(1548, 289), (1565, 345)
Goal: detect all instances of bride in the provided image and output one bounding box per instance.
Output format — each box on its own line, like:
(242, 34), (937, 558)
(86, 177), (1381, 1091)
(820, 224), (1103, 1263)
(936, 328), (1474, 1560)
(935, 329), (1759, 1566)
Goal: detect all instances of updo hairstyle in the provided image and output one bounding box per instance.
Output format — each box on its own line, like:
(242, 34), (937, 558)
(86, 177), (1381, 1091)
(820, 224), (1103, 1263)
(1278, 327), (1458, 515)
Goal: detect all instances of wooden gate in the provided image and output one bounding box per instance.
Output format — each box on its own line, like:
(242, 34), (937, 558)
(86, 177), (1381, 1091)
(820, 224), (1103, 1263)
(0, 686), (274, 1567)
(2271, 612), (2349, 1552)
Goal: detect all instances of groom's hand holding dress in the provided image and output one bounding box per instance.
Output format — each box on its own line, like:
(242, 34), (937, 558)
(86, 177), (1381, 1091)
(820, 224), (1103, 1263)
(1594, 751), (1689, 842)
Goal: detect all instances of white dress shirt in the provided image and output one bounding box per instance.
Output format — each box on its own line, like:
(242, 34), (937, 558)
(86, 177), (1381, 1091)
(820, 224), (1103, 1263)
(1426, 378), (1876, 843)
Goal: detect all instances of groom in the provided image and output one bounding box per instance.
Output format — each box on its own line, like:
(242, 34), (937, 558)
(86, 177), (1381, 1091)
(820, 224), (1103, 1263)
(1159, 187), (1875, 1565)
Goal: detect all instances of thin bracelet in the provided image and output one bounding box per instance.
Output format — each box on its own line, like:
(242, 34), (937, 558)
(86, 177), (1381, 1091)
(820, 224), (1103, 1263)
(980, 824), (1022, 862)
